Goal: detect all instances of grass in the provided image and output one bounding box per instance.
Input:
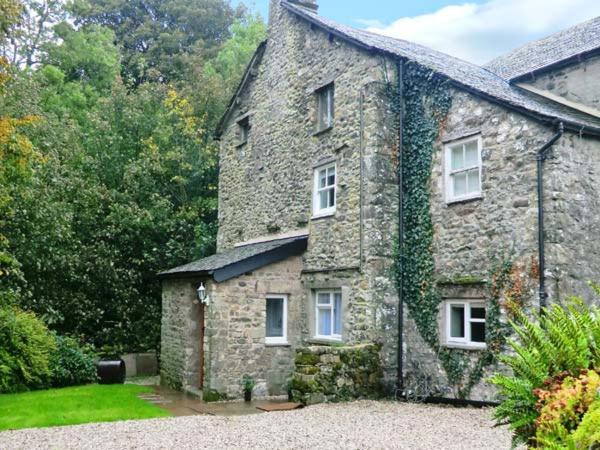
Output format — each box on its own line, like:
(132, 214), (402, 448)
(0, 384), (171, 431)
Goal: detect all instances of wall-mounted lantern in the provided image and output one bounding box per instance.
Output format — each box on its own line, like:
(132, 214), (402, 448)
(197, 282), (210, 306)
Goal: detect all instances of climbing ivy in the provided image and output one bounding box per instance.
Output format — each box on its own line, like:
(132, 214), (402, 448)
(384, 61), (518, 399)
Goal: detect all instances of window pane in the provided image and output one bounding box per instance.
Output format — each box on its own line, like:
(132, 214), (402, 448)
(328, 188), (335, 207)
(471, 322), (486, 342)
(320, 191), (328, 209)
(319, 170), (327, 188)
(266, 298), (284, 338)
(453, 172), (467, 197)
(471, 307), (486, 319)
(327, 169), (335, 187)
(450, 305), (465, 338)
(334, 293), (342, 335)
(467, 169), (480, 194)
(464, 141), (478, 166)
(451, 145), (464, 170)
(317, 293), (331, 305)
(318, 308), (332, 335)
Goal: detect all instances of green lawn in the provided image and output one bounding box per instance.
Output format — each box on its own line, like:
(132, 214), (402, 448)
(0, 384), (171, 431)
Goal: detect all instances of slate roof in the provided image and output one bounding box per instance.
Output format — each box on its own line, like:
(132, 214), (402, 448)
(158, 235), (308, 282)
(485, 16), (600, 81)
(281, 1), (600, 136)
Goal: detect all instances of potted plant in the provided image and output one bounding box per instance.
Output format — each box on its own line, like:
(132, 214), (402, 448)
(242, 374), (255, 402)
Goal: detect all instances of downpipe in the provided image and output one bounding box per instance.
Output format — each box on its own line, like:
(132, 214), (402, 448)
(536, 122), (564, 313)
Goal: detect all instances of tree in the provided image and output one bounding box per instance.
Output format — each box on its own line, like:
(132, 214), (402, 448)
(35, 22), (120, 124)
(0, 59), (40, 306)
(1, 0), (65, 68)
(0, 0), (22, 40)
(69, 0), (244, 84)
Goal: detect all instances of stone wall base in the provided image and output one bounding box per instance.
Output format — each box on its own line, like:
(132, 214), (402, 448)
(290, 343), (383, 404)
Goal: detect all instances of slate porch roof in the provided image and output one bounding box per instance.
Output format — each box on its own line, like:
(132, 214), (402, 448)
(158, 235), (308, 283)
(281, 1), (600, 136)
(485, 16), (600, 81)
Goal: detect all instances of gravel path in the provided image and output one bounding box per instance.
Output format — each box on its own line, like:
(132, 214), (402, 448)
(0, 401), (513, 450)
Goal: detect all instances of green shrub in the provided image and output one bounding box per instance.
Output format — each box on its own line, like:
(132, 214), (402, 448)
(572, 401), (600, 448)
(0, 306), (56, 392)
(49, 335), (97, 387)
(490, 298), (600, 447)
(534, 370), (600, 448)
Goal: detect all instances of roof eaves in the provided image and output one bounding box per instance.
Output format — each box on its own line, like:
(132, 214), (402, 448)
(215, 40), (267, 139)
(282, 1), (600, 138)
(509, 46), (600, 83)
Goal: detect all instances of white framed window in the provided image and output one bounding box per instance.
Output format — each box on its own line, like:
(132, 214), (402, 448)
(444, 136), (482, 203)
(445, 300), (486, 349)
(265, 294), (288, 345)
(312, 163), (336, 217)
(314, 290), (342, 340)
(316, 83), (334, 131)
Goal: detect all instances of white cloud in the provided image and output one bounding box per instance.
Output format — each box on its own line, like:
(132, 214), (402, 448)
(364, 0), (600, 64)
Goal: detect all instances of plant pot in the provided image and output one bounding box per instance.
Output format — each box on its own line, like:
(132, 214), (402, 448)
(244, 389), (252, 402)
(96, 358), (126, 384)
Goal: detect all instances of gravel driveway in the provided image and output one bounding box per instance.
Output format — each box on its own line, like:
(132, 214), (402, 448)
(0, 401), (513, 450)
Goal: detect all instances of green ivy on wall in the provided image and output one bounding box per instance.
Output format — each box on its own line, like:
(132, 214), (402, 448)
(384, 60), (514, 399)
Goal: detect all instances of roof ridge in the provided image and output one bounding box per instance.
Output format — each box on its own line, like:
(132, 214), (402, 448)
(484, 16), (600, 80)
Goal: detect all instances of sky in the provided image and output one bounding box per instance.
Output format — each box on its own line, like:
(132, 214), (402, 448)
(233, 0), (600, 64)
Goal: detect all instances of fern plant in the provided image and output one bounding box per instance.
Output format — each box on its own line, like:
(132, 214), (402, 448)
(490, 297), (600, 447)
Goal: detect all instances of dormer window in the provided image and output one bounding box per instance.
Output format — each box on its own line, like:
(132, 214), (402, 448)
(316, 83), (334, 132)
(238, 117), (249, 145)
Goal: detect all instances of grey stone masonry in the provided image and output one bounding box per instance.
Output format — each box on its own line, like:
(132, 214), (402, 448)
(527, 54), (600, 110)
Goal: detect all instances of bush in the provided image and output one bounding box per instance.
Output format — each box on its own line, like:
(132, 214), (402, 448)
(49, 335), (97, 388)
(0, 306), (56, 393)
(534, 369), (600, 448)
(490, 298), (600, 447)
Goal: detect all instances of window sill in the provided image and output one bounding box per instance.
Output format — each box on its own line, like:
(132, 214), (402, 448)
(312, 126), (333, 137)
(311, 211), (335, 221)
(445, 194), (483, 206)
(444, 342), (486, 351)
(265, 342), (291, 347)
(307, 338), (343, 346)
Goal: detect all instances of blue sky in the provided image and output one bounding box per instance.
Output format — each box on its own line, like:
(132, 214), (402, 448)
(233, 0), (600, 64)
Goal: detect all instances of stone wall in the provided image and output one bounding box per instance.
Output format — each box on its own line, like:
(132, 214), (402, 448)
(216, 1), (400, 394)
(204, 256), (304, 398)
(527, 54), (600, 110)
(545, 133), (600, 302)
(401, 88), (557, 401)
(160, 278), (203, 391)
(289, 344), (383, 404)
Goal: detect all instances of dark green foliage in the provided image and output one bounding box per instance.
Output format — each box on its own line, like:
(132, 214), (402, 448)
(49, 335), (97, 388)
(490, 298), (600, 446)
(1, 0), (266, 354)
(69, 0), (244, 84)
(0, 306), (56, 393)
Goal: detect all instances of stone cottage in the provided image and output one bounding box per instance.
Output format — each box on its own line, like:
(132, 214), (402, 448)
(159, 1), (600, 403)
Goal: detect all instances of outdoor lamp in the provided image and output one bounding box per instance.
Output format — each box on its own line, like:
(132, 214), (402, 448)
(197, 283), (210, 306)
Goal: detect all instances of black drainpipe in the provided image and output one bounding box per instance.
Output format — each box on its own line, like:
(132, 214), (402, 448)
(536, 122), (564, 313)
(396, 59), (405, 395)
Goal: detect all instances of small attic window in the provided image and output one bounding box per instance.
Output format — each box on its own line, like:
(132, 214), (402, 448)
(316, 83), (334, 132)
(237, 117), (250, 145)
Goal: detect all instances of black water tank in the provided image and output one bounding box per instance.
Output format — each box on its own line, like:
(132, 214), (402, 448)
(96, 359), (126, 384)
